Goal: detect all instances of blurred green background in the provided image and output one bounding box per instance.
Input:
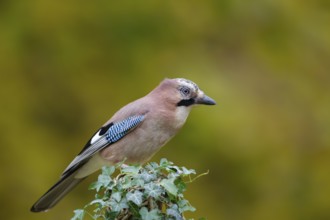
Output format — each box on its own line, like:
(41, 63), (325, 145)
(1, 1), (330, 219)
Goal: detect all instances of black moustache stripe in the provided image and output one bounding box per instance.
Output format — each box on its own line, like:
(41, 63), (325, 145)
(177, 98), (195, 107)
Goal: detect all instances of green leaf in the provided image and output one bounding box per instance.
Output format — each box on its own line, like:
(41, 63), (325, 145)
(72, 158), (204, 220)
(175, 178), (187, 194)
(147, 162), (159, 170)
(166, 204), (183, 220)
(178, 199), (196, 212)
(109, 197), (128, 212)
(89, 199), (106, 206)
(131, 177), (144, 187)
(105, 211), (118, 219)
(128, 201), (140, 217)
(160, 177), (178, 196)
(111, 192), (121, 202)
(122, 165), (141, 175)
(97, 174), (111, 189)
(182, 167), (196, 175)
(160, 158), (170, 166)
(126, 190), (143, 206)
(89, 181), (102, 192)
(139, 207), (160, 220)
(140, 170), (157, 182)
(121, 175), (133, 189)
(144, 183), (163, 199)
(71, 209), (85, 220)
(102, 166), (115, 176)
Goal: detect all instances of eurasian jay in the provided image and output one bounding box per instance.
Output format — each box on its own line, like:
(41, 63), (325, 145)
(31, 78), (216, 212)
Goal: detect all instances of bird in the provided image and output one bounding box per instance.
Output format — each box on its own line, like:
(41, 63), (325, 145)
(31, 78), (216, 212)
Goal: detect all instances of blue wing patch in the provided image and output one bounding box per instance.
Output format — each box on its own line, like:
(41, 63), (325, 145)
(106, 115), (145, 143)
(61, 114), (145, 177)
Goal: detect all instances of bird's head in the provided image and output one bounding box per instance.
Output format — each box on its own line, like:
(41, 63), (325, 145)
(175, 78), (216, 107)
(153, 78), (216, 108)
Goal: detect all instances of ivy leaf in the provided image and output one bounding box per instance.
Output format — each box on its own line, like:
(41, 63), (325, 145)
(94, 173), (111, 191)
(89, 181), (102, 192)
(175, 178), (187, 194)
(144, 183), (163, 199)
(105, 211), (118, 219)
(89, 199), (106, 206)
(72, 159), (204, 220)
(122, 165), (140, 175)
(182, 166), (196, 175)
(121, 175), (133, 189)
(147, 162), (159, 170)
(178, 199), (196, 212)
(131, 177), (144, 187)
(166, 204), (183, 220)
(160, 177), (178, 196)
(160, 158), (170, 167)
(108, 197), (128, 212)
(140, 170), (157, 183)
(126, 190), (143, 206)
(127, 201), (140, 217)
(71, 209), (84, 220)
(139, 207), (160, 220)
(111, 192), (121, 202)
(102, 166), (115, 176)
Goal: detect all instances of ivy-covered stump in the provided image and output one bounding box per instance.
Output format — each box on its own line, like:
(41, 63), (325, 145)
(72, 158), (206, 220)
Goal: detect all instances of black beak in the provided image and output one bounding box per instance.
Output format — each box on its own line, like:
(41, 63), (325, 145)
(196, 94), (216, 105)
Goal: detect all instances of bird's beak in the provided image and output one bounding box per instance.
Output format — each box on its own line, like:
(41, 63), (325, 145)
(196, 93), (216, 105)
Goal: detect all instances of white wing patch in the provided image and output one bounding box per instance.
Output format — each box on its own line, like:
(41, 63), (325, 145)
(90, 129), (102, 144)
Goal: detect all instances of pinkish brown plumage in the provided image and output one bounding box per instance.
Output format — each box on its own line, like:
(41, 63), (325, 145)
(31, 78), (216, 212)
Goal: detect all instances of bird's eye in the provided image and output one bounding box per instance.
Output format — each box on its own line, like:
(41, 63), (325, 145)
(180, 87), (191, 96)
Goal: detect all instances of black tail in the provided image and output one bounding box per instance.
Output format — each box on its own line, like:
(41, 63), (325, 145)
(31, 172), (85, 212)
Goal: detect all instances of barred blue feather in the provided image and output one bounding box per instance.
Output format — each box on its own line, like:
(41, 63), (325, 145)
(106, 115), (145, 143)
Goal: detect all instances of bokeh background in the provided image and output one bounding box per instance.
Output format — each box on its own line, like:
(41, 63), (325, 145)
(1, 1), (330, 219)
